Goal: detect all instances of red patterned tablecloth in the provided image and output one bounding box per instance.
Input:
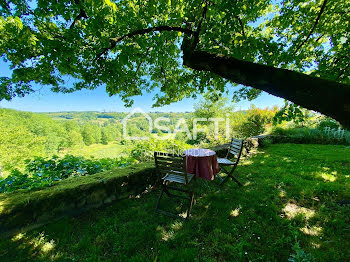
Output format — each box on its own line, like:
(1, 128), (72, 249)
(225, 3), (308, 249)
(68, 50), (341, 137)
(183, 148), (220, 181)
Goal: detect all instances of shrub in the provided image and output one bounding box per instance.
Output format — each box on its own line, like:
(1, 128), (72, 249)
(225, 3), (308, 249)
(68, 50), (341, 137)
(0, 155), (136, 193)
(316, 117), (341, 130)
(259, 137), (273, 148)
(236, 107), (275, 138)
(270, 127), (350, 145)
(130, 138), (191, 161)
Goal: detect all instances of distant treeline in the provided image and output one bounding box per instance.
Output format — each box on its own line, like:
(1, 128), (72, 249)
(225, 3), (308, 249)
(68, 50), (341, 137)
(43, 111), (193, 122)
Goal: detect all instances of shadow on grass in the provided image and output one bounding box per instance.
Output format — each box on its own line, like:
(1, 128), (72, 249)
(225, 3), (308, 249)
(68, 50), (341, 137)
(1, 144), (350, 261)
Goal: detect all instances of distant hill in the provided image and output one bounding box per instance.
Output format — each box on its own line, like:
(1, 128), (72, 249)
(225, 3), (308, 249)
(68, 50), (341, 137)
(42, 111), (194, 122)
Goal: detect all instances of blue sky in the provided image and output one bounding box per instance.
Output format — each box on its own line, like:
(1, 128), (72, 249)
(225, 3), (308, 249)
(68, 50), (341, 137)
(0, 61), (284, 113)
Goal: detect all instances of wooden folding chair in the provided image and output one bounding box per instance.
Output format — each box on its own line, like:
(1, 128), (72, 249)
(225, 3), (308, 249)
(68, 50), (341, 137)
(216, 138), (244, 186)
(154, 152), (195, 219)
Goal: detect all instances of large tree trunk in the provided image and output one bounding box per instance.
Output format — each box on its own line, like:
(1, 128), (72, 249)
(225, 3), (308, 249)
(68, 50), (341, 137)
(183, 50), (350, 129)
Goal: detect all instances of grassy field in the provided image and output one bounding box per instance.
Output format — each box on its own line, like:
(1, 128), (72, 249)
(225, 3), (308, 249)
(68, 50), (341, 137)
(0, 144), (349, 261)
(61, 142), (128, 159)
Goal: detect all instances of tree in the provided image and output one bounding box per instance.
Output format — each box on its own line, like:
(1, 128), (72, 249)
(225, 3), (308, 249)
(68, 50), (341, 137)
(191, 93), (233, 144)
(0, 0), (349, 127)
(90, 124), (102, 143)
(66, 130), (84, 147)
(0, 109), (47, 173)
(237, 106), (276, 138)
(101, 127), (114, 144)
(63, 121), (81, 133)
(194, 93), (233, 122)
(81, 125), (95, 146)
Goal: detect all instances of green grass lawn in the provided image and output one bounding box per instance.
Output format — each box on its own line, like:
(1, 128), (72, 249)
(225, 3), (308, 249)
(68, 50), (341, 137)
(62, 142), (128, 159)
(1, 144), (349, 261)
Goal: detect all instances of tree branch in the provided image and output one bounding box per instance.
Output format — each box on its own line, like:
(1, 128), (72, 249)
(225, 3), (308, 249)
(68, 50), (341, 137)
(161, 66), (167, 81)
(294, 0), (328, 54)
(97, 26), (194, 58)
(338, 64), (350, 80)
(183, 49), (350, 128)
(235, 16), (245, 37)
(315, 33), (324, 42)
(70, 0), (88, 29)
(333, 55), (348, 65)
(135, 47), (150, 75)
(0, 0), (10, 14)
(193, 0), (209, 48)
(135, 61), (143, 74)
(110, 26), (194, 43)
(70, 9), (88, 29)
(335, 10), (350, 15)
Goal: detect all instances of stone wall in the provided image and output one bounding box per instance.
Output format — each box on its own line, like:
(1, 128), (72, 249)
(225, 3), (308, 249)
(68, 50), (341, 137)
(0, 163), (157, 238)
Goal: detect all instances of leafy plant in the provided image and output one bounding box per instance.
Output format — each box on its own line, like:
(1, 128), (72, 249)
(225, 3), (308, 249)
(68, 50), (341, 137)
(317, 117), (342, 130)
(259, 137), (273, 148)
(288, 242), (315, 262)
(270, 127), (350, 145)
(274, 102), (309, 125)
(0, 155), (136, 193)
(236, 107), (275, 138)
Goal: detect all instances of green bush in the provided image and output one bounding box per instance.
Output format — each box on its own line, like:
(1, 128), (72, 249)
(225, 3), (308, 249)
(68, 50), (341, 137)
(236, 107), (275, 138)
(270, 127), (350, 145)
(316, 117), (341, 130)
(259, 137), (273, 148)
(0, 155), (136, 193)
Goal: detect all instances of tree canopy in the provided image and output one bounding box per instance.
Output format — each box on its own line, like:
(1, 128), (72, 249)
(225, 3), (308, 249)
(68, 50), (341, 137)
(0, 0), (349, 126)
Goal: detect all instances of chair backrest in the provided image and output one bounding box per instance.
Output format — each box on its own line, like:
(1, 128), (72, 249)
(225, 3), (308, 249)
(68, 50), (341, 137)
(226, 138), (244, 164)
(154, 152), (190, 184)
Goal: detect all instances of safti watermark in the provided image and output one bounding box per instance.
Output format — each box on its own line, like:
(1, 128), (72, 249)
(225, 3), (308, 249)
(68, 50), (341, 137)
(122, 107), (231, 140)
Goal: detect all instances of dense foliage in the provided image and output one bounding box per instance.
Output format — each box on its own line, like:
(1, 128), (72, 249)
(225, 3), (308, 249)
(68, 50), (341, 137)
(0, 155), (135, 193)
(236, 107), (276, 138)
(271, 127), (350, 145)
(0, 1), (349, 128)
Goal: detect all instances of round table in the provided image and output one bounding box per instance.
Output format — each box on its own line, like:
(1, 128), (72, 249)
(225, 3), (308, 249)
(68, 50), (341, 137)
(183, 148), (220, 181)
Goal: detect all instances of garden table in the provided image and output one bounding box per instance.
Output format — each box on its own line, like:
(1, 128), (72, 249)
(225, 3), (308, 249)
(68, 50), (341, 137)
(183, 148), (220, 181)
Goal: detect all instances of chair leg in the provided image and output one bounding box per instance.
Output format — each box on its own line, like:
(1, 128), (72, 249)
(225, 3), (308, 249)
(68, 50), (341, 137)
(218, 174), (229, 186)
(229, 172), (243, 186)
(186, 192), (194, 219)
(219, 165), (242, 186)
(162, 181), (173, 197)
(216, 173), (224, 183)
(156, 181), (171, 212)
(155, 186), (165, 211)
(155, 181), (196, 220)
